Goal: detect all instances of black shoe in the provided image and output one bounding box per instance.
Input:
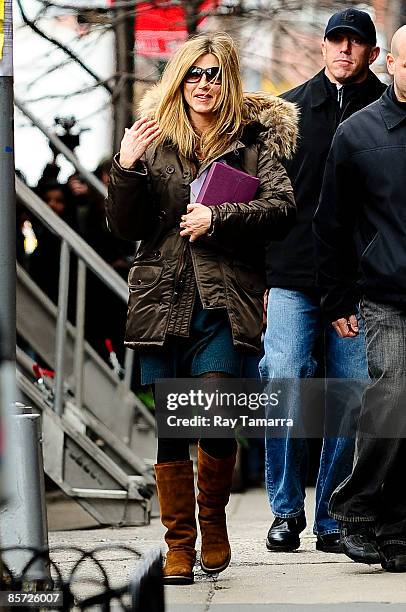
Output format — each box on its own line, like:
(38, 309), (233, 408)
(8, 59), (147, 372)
(316, 533), (342, 553)
(379, 541), (406, 573)
(266, 512), (306, 552)
(340, 521), (380, 564)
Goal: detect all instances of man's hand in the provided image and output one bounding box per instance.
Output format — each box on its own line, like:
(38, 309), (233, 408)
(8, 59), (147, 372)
(180, 203), (212, 242)
(332, 314), (359, 338)
(119, 118), (161, 169)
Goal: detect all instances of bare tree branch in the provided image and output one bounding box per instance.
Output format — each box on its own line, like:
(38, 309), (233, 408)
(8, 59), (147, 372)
(36, 0), (157, 10)
(16, 0), (114, 94)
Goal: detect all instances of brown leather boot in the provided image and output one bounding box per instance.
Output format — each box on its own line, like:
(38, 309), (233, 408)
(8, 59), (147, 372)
(154, 460), (197, 585)
(197, 446), (236, 574)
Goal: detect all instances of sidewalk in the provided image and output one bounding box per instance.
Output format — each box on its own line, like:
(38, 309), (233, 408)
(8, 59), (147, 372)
(47, 487), (406, 611)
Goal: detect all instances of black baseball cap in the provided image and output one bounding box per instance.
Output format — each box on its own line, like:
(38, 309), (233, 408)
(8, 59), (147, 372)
(324, 8), (377, 46)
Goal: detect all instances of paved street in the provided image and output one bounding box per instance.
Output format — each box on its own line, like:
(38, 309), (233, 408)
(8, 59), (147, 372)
(47, 487), (406, 611)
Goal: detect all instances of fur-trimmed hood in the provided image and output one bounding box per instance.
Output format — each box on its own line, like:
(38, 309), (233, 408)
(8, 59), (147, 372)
(138, 84), (299, 160)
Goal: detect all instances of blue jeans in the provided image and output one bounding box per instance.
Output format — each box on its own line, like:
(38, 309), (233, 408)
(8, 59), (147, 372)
(259, 289), (368, 535)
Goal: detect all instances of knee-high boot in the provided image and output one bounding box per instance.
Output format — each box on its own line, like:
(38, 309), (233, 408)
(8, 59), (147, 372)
(197, 446), (236, 574)
(154, 460), (197, 584)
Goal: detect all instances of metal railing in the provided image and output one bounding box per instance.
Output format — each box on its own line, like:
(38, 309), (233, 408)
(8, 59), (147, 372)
(16, 177), (134, 417)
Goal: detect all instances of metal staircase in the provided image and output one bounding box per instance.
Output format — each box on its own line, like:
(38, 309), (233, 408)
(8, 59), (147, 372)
(16, 178), (158, 527)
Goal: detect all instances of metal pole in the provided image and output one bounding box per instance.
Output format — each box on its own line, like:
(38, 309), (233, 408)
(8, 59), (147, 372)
(74, 259), (86, 411)
(0, 0), (16, 521)
(0, 405), (51, 584)
(54, 240), (70, 417)
(14, 98), (107, 199)
(0, 0), (15, 362)
(1, 10), (50, 586)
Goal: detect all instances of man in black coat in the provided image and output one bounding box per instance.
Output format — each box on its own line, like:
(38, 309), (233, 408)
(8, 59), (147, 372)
(314, 25), (406, 573)
(261, 8), (386, 554)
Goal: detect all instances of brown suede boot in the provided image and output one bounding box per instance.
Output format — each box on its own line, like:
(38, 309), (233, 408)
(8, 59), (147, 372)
(197, 446), (236, 574)
(154, 460), (197, 585)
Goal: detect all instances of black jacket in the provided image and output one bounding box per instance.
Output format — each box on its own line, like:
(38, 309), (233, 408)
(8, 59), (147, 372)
(314, 86), (406, 321)
(265, 69), (386, 288)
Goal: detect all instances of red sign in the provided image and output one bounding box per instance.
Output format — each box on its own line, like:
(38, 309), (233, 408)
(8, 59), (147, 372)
(134, 1), (219, 58)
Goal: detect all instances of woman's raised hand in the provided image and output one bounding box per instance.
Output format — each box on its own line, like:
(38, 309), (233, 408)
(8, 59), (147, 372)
(118, 118), (161, 169)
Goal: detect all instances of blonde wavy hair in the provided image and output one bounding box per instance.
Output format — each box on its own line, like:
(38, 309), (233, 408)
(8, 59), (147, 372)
(154, 32), (245, 162)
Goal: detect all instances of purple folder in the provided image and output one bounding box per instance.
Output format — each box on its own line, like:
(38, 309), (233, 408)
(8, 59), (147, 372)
(196, 162), (260, 206)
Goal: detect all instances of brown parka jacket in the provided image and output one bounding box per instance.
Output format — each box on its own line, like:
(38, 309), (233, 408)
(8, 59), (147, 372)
(106, 88), (298, 353)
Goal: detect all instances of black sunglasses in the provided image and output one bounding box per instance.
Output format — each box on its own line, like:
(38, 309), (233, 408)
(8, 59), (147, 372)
(184, 66), (221, 84)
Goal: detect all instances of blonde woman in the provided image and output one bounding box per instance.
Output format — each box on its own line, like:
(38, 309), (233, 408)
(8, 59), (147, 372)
(107, 32), (298, 585)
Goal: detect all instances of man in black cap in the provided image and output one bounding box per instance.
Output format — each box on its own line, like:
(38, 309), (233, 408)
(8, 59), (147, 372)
(261, 8), (385, 554)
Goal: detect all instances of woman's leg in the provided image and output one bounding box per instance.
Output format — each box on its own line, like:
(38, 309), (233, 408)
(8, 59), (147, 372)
(196, 372), (238, 574)
(199, 437), (237, 458)
(157, 438), (190, 463)
(155, 436), (196, 584)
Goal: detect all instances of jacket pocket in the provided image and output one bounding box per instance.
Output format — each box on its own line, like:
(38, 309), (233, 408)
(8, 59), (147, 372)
(360, 231), (383, 280)
(361, 232), (379, 261)
(234, 263), (265, 294)
(128, 263), (164, 289)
